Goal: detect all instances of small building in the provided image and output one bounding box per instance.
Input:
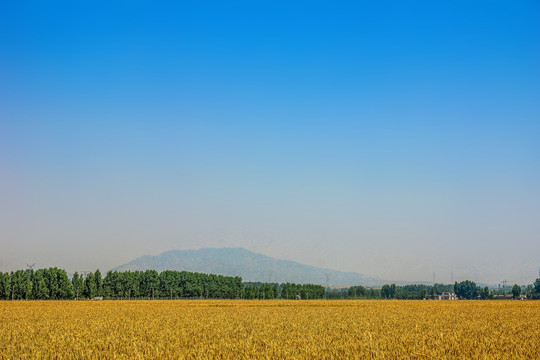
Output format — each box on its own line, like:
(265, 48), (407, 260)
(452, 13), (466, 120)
(435, 292), (457, 300)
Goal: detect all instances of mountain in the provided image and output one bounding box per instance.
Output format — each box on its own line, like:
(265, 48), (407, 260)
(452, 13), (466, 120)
(113, 248), (380, 286)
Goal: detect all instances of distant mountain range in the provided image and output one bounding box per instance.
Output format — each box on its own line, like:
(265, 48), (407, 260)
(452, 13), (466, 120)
(114, 248), (381, 286)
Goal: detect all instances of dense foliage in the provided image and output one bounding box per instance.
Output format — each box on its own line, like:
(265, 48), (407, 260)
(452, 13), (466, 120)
(0, 268), (323, 300)
(1, 268), (538, 301)
(0, 268), (74, 300)
(281, 283), (325, 300)
(100, 270), (243, 299)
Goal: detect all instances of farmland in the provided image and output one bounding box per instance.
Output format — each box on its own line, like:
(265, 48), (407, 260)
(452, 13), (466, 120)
(1, 300), (539, 359)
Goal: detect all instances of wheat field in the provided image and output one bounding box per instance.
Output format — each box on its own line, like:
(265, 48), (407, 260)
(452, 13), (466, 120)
(1, 300), (538, 359)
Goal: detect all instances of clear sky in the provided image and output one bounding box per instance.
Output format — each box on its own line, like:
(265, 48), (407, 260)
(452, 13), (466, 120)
(1, 1), (539, 284)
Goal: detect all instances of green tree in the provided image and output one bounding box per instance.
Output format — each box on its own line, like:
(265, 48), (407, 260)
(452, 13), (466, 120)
(479, 286), (491, 299)
(454, 280), (479, 299)
(84, 272), (97, 299)
(95, 270), (103, 297)
(141, 270), (159, 299)
(32, 270), (49, 300)
(512, 284), (521, 299)
(348, 286), (367, 298)
(43, 268), (59, 299)
(103, 271), (122, 298)
(524, 285), (533, 299)
(429, 286), (436, 299)
(381, 284), (396, 299)
(533, 278), (540, 299)
(10, 270), (33, 300)
(159, 270), (180, 299)
(72, 272), (84, 299)
(55, 268), (74, 299)
(0, 272), (11, 300)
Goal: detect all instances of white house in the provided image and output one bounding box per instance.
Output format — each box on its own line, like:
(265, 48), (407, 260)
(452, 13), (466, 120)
(435, 292), (458, 300)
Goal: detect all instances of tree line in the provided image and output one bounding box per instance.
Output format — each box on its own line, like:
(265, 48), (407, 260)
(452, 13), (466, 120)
(326, 280), (540, 300)
(325, 283), (455, 300)
(238, 282), (326, 300)
(1, 268), (539, 301)
(0, 268), (73, 300)
(0, 268), (325, 300)
(379, 283), (456, 299)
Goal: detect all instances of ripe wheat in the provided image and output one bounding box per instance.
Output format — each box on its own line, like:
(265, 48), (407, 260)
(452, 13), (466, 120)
(1, 300), (538, 359)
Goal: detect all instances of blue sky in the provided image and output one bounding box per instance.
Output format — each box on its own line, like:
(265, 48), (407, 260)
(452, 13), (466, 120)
(1, 1), (539, 283)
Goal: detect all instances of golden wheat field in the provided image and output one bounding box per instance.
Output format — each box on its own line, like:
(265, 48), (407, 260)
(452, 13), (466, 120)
(1, 300), (539, 359)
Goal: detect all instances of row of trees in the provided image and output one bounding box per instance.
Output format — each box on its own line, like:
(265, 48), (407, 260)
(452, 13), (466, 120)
(377, 280), (540, 300)
(378, 281), (491, 300)
(243, 282), (279, 299)
(74, 270), (244, 299)
(0, 268), (324, 300)
(0, 268), (74, 300)
(2, 268), (539, 301)
(378, 283), (454, 299)
(509, 281), (540, 300)
(330, 280), (540, 300)
(281, 283), (325, 299)
(326, 283), (457, 300)
(450, 279), (535, 300)
(347, 286), (381, 299)
(242, 282), (325, 299)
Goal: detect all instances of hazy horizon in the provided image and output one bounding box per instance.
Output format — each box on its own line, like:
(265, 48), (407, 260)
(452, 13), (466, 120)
(1, 1), (539, 285)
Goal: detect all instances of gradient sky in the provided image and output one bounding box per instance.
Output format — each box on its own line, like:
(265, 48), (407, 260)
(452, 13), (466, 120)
(1, 1), (539, 284)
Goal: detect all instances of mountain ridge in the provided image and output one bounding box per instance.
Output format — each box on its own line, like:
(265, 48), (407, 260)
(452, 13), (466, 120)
(113, 247), (380, 286)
